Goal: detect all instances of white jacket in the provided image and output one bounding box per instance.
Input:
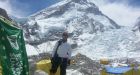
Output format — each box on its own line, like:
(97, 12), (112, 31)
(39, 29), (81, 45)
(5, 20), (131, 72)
(52, 41), (72, 59)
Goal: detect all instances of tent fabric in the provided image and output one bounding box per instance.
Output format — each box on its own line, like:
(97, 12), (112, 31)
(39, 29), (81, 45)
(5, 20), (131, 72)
(105, 66), (132, 74)
(0, 16), (29, 75)
(36, 59), (60, 75)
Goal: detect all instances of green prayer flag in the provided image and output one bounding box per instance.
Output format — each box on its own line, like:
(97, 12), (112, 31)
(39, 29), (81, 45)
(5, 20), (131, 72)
(0, 16), (29, 75)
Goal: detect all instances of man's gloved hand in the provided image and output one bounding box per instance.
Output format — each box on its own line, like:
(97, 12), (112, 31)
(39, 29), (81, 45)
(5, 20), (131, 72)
(67, 59), (71, 66)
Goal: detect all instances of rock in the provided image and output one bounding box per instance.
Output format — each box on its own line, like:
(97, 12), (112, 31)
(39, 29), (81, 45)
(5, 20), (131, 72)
(0, 8), (12, 21)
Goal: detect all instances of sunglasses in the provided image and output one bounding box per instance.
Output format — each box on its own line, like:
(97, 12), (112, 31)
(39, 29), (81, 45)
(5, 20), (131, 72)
(63, 35), (68, 37)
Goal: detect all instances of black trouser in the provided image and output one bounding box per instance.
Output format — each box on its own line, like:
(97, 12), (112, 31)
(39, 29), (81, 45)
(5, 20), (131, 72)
(50, 57), (68, 75)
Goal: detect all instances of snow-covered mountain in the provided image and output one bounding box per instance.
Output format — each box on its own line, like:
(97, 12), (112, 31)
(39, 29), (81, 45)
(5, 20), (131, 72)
(133, 17), (140, 32)
(24, 0), (120, 44)
(77, 27), (140, 60)
(23, 0), (140, 60)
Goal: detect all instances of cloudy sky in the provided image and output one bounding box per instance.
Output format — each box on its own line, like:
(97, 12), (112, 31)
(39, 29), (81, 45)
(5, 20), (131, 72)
(91, 0), (140, 26)
(0, 0), (59, 17)
(0, 0), (140, 26)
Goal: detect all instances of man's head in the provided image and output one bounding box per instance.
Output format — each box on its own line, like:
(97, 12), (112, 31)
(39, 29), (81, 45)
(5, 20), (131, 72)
(62, 32), (68, 41)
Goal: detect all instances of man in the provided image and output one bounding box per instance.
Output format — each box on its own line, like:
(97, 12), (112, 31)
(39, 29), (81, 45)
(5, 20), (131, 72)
(50, 32), (72, 75)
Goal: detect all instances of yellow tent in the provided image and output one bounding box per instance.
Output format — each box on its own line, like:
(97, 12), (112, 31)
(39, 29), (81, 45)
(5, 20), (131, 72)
(36, 59), (60, 75)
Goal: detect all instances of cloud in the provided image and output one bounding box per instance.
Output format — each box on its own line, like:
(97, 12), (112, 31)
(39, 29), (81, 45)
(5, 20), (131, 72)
(0, 0), (8, 2)
(0, 0), (13, 14)
(0, 0), (30, 18)
(100, 3), (140, 26)
(90, 0), (140, 26)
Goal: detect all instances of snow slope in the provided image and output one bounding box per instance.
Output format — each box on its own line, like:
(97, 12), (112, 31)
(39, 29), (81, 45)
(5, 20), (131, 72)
(76, 27), (140, 60)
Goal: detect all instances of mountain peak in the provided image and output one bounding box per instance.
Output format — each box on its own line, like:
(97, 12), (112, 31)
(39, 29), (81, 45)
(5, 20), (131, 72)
(30, 0), (99, 19)
(132, 17), (140, 32)
(25, 0), (120, 45)
(137, 17), (140, 21)
(70, 0), (88, 3)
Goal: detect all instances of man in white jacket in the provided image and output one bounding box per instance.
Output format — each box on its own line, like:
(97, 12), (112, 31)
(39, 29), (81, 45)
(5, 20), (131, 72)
(50, 32), (72, 75)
